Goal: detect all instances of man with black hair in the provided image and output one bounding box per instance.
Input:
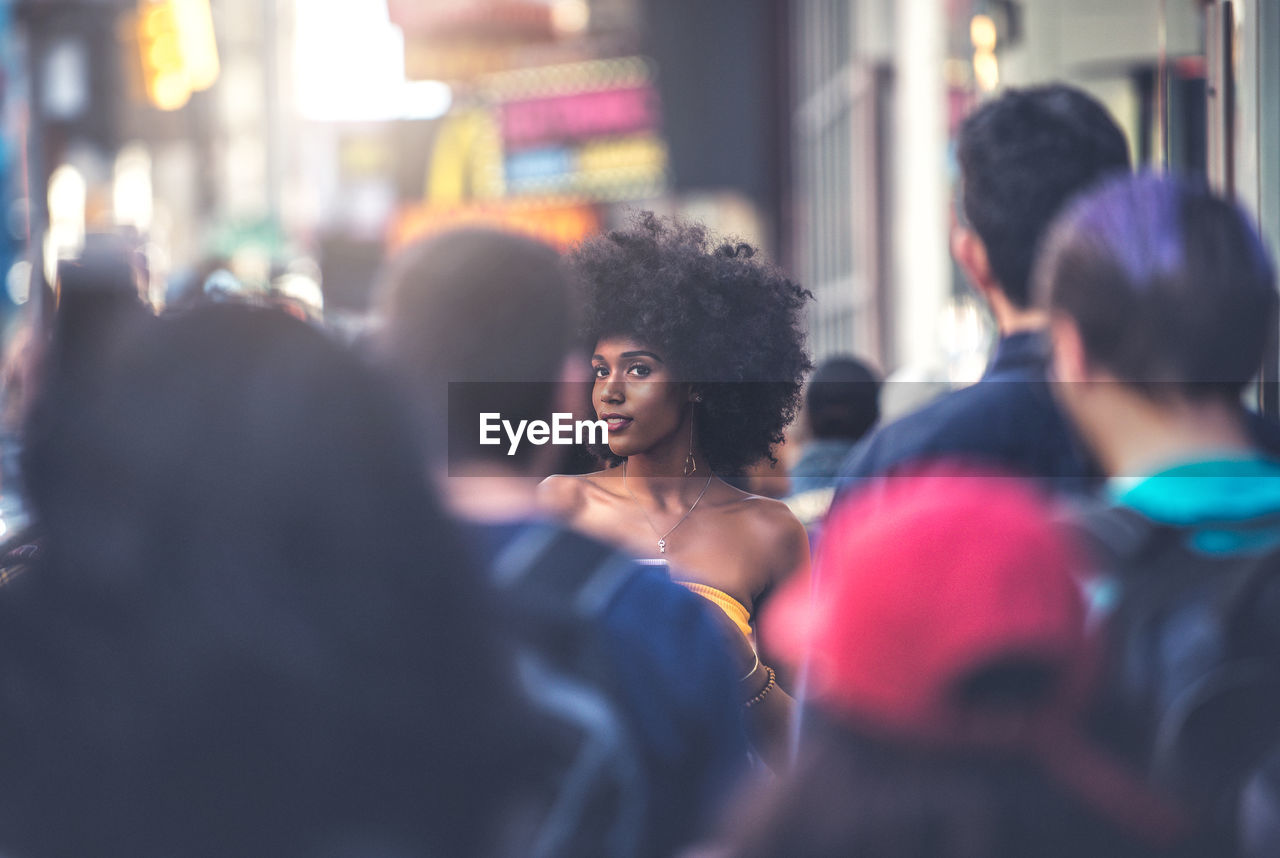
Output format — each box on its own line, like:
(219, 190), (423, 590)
(1041, 172), (1280, 855)
(837, 84), (1130, 493)
(378, 228), (747, 858)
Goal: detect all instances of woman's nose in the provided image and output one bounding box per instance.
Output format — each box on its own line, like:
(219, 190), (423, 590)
(598, 375), (623, 403)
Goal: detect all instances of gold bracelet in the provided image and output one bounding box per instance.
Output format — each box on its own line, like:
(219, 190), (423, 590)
(744, 666), (777, 709)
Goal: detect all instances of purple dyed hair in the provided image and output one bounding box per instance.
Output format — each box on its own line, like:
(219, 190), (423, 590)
(1037, 172), (1277, 398)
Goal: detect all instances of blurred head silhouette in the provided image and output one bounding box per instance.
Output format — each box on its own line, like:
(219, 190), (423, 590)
(1038, 173), (1278, 475)
(952, 84), (1129, 331)
(4, 303), (536, 857)
(1041, 172), (1276, 400)
(379, 227), (578, 475)
(805, 356), (880, 442)
(46, 232), (152, 386)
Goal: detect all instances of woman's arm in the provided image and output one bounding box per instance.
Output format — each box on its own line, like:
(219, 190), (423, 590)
(701, 599), (796, 774)
(756, 510), (810, 685)
(742, 504), (811, 772)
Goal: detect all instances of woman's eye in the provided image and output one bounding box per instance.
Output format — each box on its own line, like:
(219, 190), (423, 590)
(627, 363), (651, 378)
(592, 365), (609, 379)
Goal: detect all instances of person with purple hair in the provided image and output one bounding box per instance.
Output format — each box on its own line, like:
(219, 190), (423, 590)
(1036, 172), (1280, 855)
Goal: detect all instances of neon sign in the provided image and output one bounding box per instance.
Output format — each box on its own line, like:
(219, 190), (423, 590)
(502, 87), (659, 148)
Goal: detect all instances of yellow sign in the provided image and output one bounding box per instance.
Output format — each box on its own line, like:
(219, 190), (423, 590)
(136, 0), (219, 111)
(427, 110), (505, 203)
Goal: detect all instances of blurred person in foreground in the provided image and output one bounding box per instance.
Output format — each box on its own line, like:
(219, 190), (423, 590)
(837, 84), (1130, 497)
(1037, 173), (1280, 855)
(0, 304), (546, 858)
(540, 213), (813, 768)
(0, 234), (153, 588)
(783, 355), (880, 535)
(46, 232), (153, 387)
(714, 471), (1195, 858)
(378, 227), (748, 857)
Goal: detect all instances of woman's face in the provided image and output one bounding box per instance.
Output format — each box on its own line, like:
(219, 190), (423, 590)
(591, 336), (689, 460)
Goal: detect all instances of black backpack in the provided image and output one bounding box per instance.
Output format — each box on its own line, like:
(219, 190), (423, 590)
(1076, 505), (1280, 850)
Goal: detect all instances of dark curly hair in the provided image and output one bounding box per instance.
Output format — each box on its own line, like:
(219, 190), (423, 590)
(958, 84), (1130, 308)
(570, 211), (812, 475)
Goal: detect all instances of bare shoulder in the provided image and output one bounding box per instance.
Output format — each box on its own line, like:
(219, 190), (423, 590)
(718, 485), (810, 581)
(742, 494), (810, 551)
(536, 473), (587, 518)
(537, 469), (621, 518)
(717, 484), (801, 530)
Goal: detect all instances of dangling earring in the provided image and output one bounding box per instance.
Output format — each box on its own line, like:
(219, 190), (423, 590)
(684, 394), (702, 477)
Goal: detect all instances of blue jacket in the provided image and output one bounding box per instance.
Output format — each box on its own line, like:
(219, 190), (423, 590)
(836, 331), (1099, 497)
(465, 518), (747, 857)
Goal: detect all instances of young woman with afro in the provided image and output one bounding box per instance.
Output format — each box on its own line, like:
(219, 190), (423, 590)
(540, 212), (813, 767)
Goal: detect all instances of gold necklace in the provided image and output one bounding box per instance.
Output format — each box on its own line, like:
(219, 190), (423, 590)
(622, 460), (713, 554)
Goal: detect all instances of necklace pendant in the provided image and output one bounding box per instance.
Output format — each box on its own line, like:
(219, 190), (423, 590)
(657, 538), (667, 553)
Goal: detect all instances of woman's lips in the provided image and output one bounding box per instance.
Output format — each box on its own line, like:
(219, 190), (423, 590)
(601, 414), (633, 433)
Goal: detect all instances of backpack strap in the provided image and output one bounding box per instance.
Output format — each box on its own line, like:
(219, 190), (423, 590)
(514, 649), (647, 858)
(1070, 501), (1160, 562)
(490, 522), (637, 623)
(1222, 547), (1280, 660)
(486, 523), (651, 858)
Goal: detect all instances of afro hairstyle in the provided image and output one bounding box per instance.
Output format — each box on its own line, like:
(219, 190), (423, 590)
(571, 211), (812, 475)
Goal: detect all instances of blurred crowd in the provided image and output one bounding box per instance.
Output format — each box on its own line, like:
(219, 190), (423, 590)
(0, 82), (1276, 858)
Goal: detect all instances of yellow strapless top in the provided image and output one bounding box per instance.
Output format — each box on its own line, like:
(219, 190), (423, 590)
(677, 581), (754, 639)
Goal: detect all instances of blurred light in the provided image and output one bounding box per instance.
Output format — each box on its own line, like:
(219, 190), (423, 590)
(551, 0), (590, 35)
(293, 0), (451, 121)
(970, 12), (999, 93)
(202, 268), (248, 301)
(172, 0), (220, 91)
(47, 166), (86, 232)
(151, 72), (191, 111)
(148, 37), (181, 69)
(274, 272), (324, 315)
(46, 164), (87, 285)
(974, 52), (999, 92)
(389, 199), (600, 253)
(142, 9), (166, 39)
(138, 1), (193, 110)
(939, 296), (992, 385)
(143, 241), (169, 308)
(114, 143), (154, 232)
(230, 248), (271, 289)
(42, 38), (88, 120)
(970, 14), (997, 51)
(287, 256), (323, 285)
(401, 80), (453, 120)
(6, 261), (31, 306)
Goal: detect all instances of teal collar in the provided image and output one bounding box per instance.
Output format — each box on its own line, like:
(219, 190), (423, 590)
(1110, 457), (1280, 553)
